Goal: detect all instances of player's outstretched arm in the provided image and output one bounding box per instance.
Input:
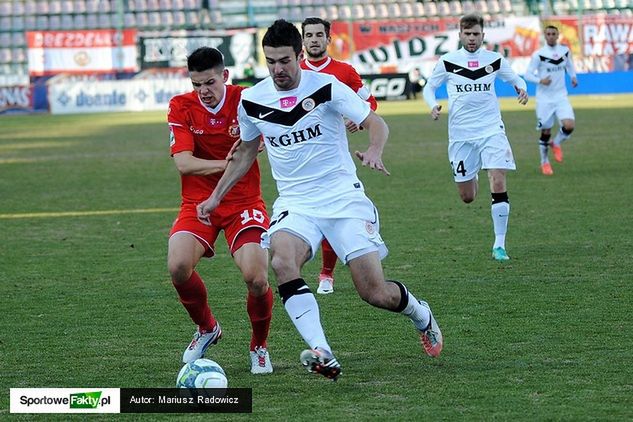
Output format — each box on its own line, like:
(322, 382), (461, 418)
(197, 138), (260, 223)
(354, 111), (390, 176)
(173, 151), (227, 176)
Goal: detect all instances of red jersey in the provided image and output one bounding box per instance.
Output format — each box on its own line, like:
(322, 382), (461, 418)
(168, 85), (262, 206)
(301, 57), (378, 111)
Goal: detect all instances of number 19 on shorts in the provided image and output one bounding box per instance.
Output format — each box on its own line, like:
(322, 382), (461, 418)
(240, 209), (265, 224)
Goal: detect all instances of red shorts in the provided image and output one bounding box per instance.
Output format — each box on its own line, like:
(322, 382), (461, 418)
(169, 200), (269, 258)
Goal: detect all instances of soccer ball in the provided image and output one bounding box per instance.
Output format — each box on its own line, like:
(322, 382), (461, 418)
(176, 358), (228, 389)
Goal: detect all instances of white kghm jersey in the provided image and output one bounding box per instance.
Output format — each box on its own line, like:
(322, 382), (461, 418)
(423, 47), (527, 142)
(238, 70), (371, 217)
(525, 44), (576, 103)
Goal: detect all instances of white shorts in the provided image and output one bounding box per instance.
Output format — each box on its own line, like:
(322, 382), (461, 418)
(536, 99), (575, 130)
(448, 133), (516, 183)
(261, 206), (388, 265)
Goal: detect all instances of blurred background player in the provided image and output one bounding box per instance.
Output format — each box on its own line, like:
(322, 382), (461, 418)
(300, 17), (378, 295)
(422, 14), (528, 262)
(524, 25), (578, 176)
(167, 47), (273, 374)
(198, 19), (443, 380)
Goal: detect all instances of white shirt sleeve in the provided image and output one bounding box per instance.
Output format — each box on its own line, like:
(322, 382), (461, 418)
(422, 59), (447, 110)
(330, 78), (370, 125)
(565, 49), (577, 78)
(497, 56), (527, 91)
(523, 53), (541, 84)
(237, 101), (261, 142)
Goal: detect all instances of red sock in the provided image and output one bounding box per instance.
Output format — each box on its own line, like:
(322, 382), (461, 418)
(247, 287), (273, 350)
(320, 239), (338, 278)
(173, 271), (216, 332)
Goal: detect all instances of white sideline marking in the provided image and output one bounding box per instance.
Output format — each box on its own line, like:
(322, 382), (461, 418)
(0, 207), (179, 219)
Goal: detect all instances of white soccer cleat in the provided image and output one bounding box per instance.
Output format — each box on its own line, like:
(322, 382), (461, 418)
(250, 346), (273, 374)
(300, 347), (342, 381)
(317, 275), (334, 295)
(417, 301), (443, 358)
(182, 322), (222, 364)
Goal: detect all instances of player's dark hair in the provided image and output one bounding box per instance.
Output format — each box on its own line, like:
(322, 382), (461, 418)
(545, 25), (559, 32)
(262, 19), (303, 56)
(187, 47), (225, 72)
(301, 17), (331, 38)
(460, 13), (484, 30)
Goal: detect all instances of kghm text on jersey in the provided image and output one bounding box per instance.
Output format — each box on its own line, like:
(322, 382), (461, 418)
(455, 83), (492, 92)
(265, 124), (322, 147)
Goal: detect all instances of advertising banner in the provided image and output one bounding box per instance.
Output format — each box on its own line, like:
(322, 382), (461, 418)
(139, 29), (257, 69)
(26, 29), (138, 76)
(544, 15), (633, 72)
(48, 78), (191, 114)
(329, 17), (541, 75)
(0, 85), (33, 114)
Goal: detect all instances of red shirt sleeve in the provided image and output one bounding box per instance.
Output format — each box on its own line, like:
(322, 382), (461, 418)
(342, 62), (378, 111)
(168, 94), (195, 156)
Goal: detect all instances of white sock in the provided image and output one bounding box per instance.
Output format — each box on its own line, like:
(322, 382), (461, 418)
(401, 292), (430, 331)
(554, 128), (571, 145)
(491, 201), (510, 249)
(284, 292), (331, 352)
(539, 140), (550, 164)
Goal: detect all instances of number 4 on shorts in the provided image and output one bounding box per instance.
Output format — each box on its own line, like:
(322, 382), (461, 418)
(451, 160), (466, 177)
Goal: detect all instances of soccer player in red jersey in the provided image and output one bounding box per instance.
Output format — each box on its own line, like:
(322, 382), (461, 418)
(167, 47), (273, 374)
(300, 17), (378, 295)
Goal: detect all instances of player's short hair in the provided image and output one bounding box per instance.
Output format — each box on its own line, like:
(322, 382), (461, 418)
(301, 17), (331, 38)
(262, 19), (303, 56)
(187, 47), (225, 72)
(545, 25), (559, 33)
(460, 13), (484, 30)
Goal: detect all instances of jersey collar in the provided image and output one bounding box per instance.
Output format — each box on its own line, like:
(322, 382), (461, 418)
(197, 85), (227, 114)
(304, 57), (331, 72)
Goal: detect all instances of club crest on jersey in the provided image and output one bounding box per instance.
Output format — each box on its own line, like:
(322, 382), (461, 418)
(468, 60), (479, 68)
(228, 124), (240, 138)
(485, 65), (494, 73)
(302, 98), (316, 111)
(209, 117), (226, 128)
(280, 96), (297, 108)
(365, 221), (375, 234)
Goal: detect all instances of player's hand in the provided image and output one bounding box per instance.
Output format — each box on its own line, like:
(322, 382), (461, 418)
(258, 137), (265, 153)
(345, 118), (361, 133)
(226, 139), (241, 161)
(197, 198), (219, 226)
(354, 150), (390, 176)
(515, 88), (528, 105)
(431, 105), (442, 120)
(540, 76), (552, 86)
(571, 76), (578, 88)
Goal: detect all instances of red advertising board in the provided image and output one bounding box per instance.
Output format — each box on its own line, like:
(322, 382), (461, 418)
(26, 29), (138, 76)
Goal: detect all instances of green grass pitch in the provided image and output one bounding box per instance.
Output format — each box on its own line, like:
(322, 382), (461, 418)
(1, 95), (632, 420)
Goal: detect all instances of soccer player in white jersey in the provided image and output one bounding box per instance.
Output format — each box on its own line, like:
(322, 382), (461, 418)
(197, 19), (443, 380)
(422, 14), (528, 262)
(524, 25), (578, 176)
(301, 16), (379, 295)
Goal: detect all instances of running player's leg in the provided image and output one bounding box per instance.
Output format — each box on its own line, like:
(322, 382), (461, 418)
(225, 203), (273, 374)
(233, 235), (274, 374)
(325, 213), (442, 358)
(551, 101), (576, 162)
(487, 169), (511, 261)
(482, 134), (515, 261)
(536, 103), (556, 173)
(168, 207), (222, 363)
(450, 140), (481, 203)
(317, 239), (337, 294)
